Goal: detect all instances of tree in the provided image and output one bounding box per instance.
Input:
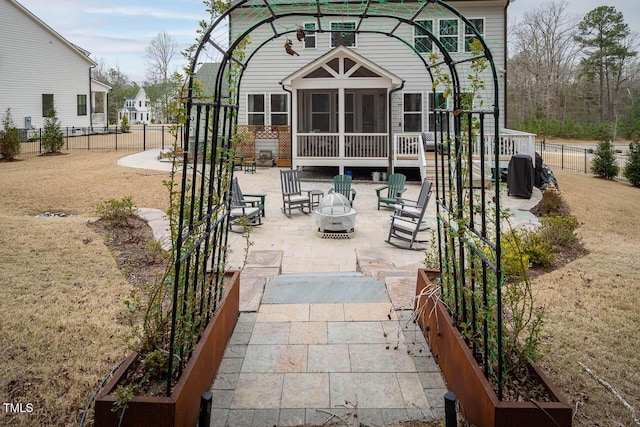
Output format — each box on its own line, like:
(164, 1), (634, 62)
(624, 141), (640, 186)
(92, 60), (138, 125)
(145, 31), (178, 123)
(509, 2), (580, 127)
(0, 108), (21, 160)
(41, 109), (64, 153)
(120, 114), (130, 133)
(574, 6), (637, 122)
(591, 140), (619, 179)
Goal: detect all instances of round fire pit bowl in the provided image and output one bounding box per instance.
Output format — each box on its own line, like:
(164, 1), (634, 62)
(314, 193), (356, 239)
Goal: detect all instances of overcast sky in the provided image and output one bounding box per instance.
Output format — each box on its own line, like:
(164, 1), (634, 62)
(16, 0), (640, 83)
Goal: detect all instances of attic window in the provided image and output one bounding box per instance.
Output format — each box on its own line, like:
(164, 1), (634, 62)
(303, 67), (334, 78)
(350, 66), (380, 78)
(327, 58), (340, 73)
(344, 58), (356, 72)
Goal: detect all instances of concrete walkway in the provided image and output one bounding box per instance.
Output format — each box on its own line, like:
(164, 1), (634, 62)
(127, 149), (542, 426)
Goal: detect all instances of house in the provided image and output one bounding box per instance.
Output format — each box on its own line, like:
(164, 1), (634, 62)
(0, 0), (110, 131)
(118, 87), (157, 125)
(226, 0), (534, 174)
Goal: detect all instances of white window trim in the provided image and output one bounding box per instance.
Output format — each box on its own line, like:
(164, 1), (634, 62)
(269, 92), (290, 126)
(464, 17), (485, 53)
(402, 92), (424, 133)
(330, 21), (357, 48)
(247, 93), (266, 126)
(303, 22), (317, 49)
(438, 18), (459, 54)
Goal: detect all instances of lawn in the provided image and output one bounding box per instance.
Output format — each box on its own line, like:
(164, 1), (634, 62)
(0, 151), (638, 426)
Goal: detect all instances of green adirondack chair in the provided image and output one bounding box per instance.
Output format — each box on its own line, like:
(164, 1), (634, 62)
(375, 173), (407, 210)
(328, 174), (357, 206)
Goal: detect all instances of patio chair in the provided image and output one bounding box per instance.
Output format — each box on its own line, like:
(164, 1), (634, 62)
(375, 173), (407, 210)
(393, 179), (432, 230)
(386, 183), (431, 250)
(328, 174), (357, 206)
(232, 177), (266, 217)
(280, 169), (311, 216)
(228, 177), (263, 232)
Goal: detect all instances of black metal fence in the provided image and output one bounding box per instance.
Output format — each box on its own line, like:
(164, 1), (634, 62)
(536, 141), (630, 183)
(16, 124), (184, 156)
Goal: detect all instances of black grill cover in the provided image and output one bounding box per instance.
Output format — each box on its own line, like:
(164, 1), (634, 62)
(507, 154), (534, 198)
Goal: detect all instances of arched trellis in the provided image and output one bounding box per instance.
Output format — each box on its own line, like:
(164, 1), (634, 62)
(171, 0), (507, 400)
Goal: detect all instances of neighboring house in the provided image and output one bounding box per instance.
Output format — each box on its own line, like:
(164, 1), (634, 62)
(0, 0), (110, 130)
(118, 87), (157, 125)
(228, 0), (533, 173)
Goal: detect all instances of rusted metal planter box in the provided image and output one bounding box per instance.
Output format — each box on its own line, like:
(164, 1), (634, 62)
(94, 270), (240, 427)
(414, 268), (572, 427)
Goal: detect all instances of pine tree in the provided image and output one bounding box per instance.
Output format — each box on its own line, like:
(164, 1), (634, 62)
(41, 109), (64, 153)
(623, 141), (640, 187)
(591, 140), (619, 179)
(0, 108), (21, 160)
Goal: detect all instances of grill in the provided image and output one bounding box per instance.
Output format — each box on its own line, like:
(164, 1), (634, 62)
(314, 193), (356, 238)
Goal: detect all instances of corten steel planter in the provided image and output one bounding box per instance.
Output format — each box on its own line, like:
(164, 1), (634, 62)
(94, 270), (240, 427)
(414, 268), (572, 427)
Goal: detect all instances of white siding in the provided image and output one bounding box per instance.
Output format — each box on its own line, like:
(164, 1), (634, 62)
(0, 0), (95, 129)
(230, 1), (507, 129)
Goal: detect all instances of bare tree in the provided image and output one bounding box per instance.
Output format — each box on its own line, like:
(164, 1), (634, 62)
(509, 1), (580, 126)
(145, 31), (178, 123)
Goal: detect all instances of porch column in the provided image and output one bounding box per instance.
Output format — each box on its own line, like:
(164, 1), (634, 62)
(291, 89), (298, 170)
(338, 87), (345, 175)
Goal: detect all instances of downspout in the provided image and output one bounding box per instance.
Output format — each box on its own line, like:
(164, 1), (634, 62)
(388, 81), (405, 174)
(504, 0), (512, 128)
(280, 82), (293, 169)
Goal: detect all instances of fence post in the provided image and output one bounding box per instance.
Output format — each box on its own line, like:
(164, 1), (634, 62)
(66, 127), (69, 151)
(162, 125), (165, 150)
(39, 128), (42, 154)
(143, 123), (147, 151)
(561, 145), (564, 170)
(584, 149), (587, 174)
(87, 128), (90, 150)
(444, 391), (457, 427)
(114, 125), (118, 150)
(198, 391), (213, 427)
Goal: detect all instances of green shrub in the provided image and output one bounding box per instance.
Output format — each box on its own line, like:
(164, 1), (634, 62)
(623, 141), (640, 187)
(0, 108), (21, 160)
(535, 188), (570, 216)
(41, 109), (64, 153)
(520, 230), (555, 268)
(591, 140), (619, 179)
(120, 115), (130, 133)
(96, 196), (137, 226)
(539, 215), (579, 247)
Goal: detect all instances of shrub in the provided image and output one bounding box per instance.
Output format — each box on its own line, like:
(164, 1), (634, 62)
(520, 230), (556, 268)
(0, 108), (21, 160)
(96, 196), (137, 226)
(539, 215), (579, 247)
(41, 109), (64, 153)
(623, 141), (640, 187)
(534, 188), (570, 217)
(120, 115), (130, 133)
(591, 140), (619, 179)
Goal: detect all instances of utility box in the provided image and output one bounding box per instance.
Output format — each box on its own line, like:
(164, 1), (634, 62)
(24, 116), (31, 129)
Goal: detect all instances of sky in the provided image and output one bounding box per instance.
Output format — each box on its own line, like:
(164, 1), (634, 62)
(16, 0), (640, 84)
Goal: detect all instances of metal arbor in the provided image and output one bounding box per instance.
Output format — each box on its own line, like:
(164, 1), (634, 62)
(172, 0), (506, 398)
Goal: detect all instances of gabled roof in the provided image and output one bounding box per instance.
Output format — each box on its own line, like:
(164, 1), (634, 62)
(281, 45), (402, 86)
(91, 79), (112, 92)
(9, 0), (96, 66)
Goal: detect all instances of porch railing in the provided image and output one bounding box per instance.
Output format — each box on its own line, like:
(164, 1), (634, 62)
(345, 133), (387, 158)
(394, 133), (422, 158)
(471, 129), (536, 161)
(297, 133), (339, 157)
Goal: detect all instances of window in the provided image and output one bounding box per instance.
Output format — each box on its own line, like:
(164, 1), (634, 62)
(311, 93), (331, 132)
(464, 18), (484, 52)
(77, 95), (87, 116)
(248, 94), (265, 125)
(403, 93), (422, 133)
(304, 22), (316, 49)
(428, 92), (446, 132)
(439, 19), (459, 53)
(414, 20), (433, 53)
(270, 93), (289, 125)
(139, 100), (142, 107)
(42, 94), (54, 117)
(331, 22), (356, 47)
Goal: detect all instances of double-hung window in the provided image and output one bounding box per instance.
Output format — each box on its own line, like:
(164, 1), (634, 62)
(304, 22), (316, 49)
(331, 22), (356, 47)
(439, 19), (459, 53)
(248, 94), (265, 125)
(270, 94), (288, 125)
(77, 94), (87, 116)
(464, 18), (484, 52)
(428, 92), (447, 132)
(414, 20), (433, 53)
(403, 93), (423, 133)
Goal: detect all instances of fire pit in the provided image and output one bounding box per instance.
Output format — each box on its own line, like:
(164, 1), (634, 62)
(314, 193), (356, 239)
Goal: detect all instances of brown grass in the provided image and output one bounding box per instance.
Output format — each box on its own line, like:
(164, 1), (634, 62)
(0, 151), (639, 426)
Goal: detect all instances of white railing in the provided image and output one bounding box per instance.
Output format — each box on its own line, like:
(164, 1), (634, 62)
(472, 129), (536, 161)
(394, 133), (422, 158)
(345, 133), (387, 158)
(297, 133), (339, 157)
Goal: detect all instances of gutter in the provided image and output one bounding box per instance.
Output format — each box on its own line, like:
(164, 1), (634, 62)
(89, 66), (94, 129)
(504, 0), (512, 127)
(280, 82), (294, 169)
